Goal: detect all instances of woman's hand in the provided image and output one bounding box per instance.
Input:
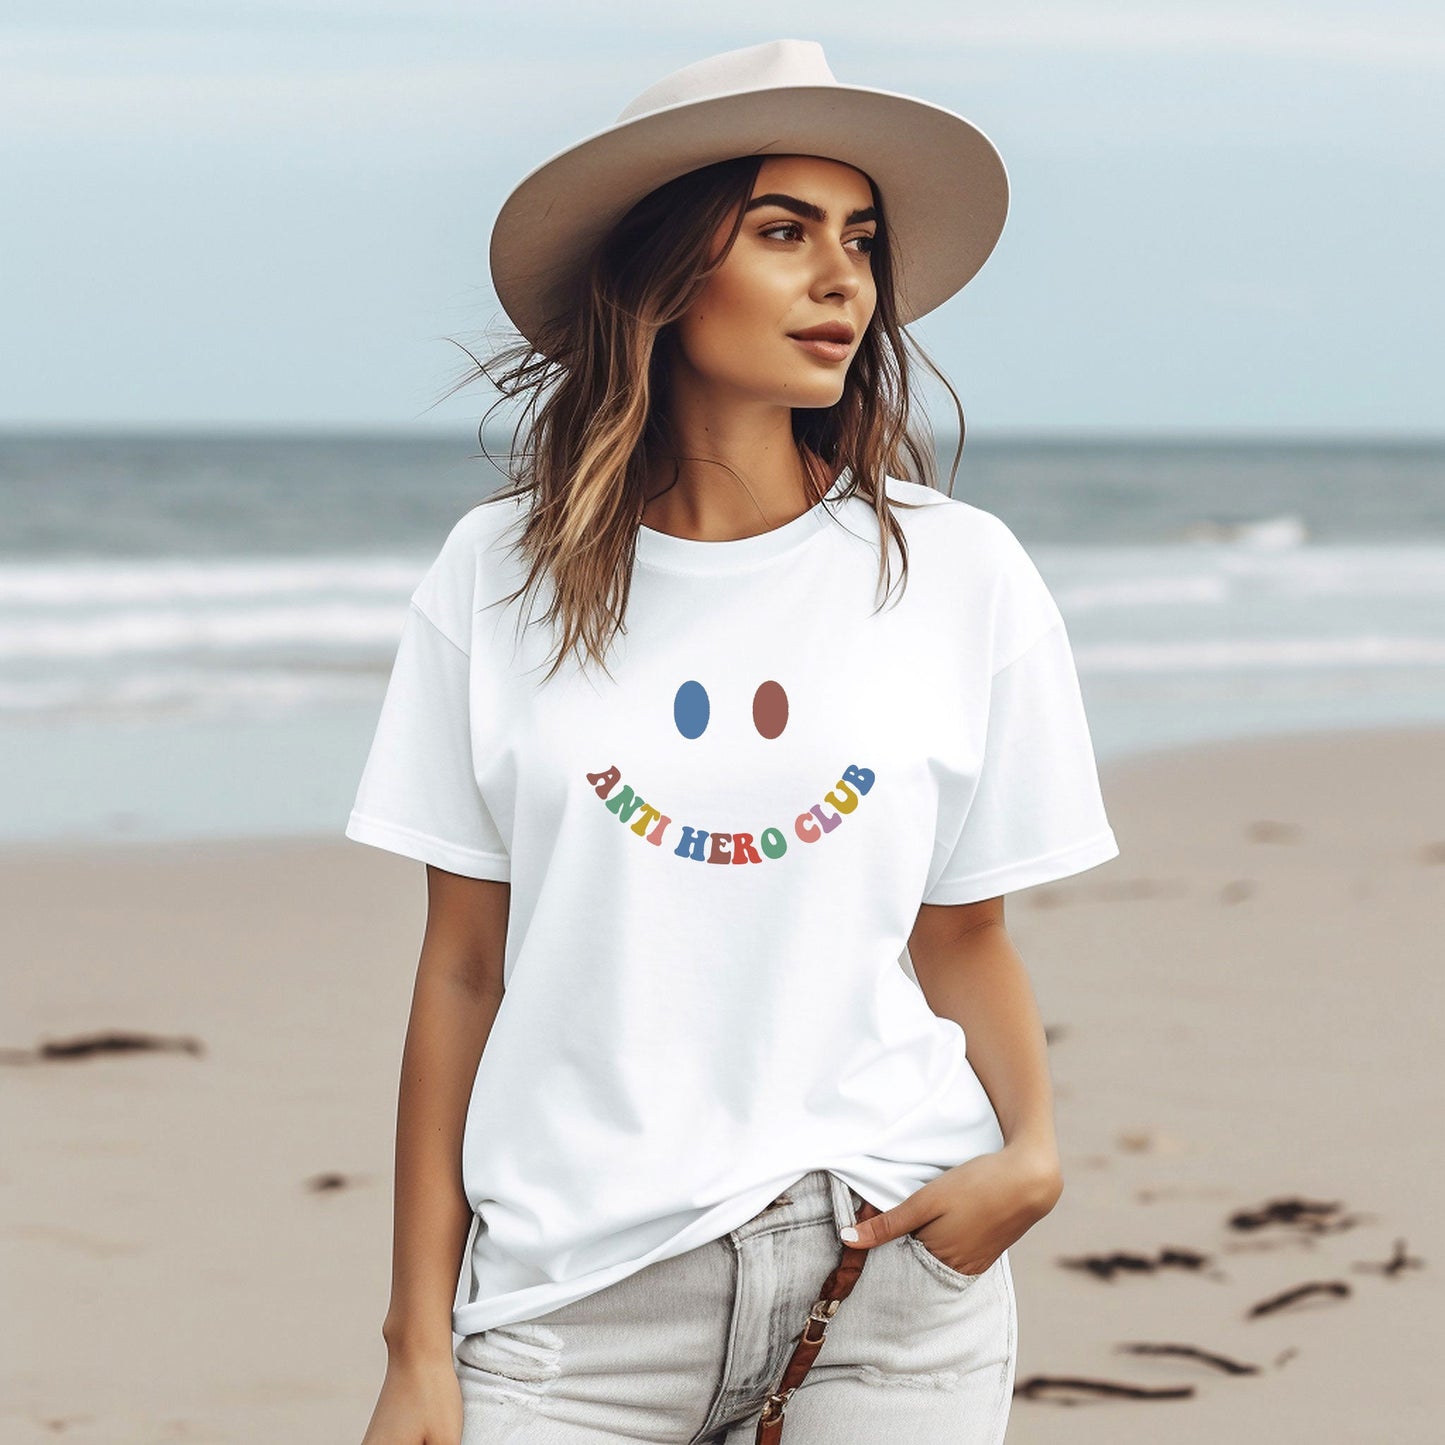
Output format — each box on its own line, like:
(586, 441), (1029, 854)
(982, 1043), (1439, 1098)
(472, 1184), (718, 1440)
(839, 1143), (1063, 1276)
(359, 1348), (464, 1445)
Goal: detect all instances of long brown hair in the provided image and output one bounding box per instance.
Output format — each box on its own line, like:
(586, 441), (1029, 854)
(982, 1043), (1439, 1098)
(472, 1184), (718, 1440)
(436, 154), (966, 684)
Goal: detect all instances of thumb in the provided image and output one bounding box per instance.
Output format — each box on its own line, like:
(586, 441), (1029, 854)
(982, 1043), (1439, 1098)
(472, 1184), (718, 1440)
(839, 1200), (909, 1249)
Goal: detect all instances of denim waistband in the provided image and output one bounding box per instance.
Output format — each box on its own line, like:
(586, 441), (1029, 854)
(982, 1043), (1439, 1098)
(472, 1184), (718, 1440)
(729, 1168), (862, 1244)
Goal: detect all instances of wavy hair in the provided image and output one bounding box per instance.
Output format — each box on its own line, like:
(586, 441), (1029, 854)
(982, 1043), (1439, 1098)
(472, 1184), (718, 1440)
(436, 154), (966, 684)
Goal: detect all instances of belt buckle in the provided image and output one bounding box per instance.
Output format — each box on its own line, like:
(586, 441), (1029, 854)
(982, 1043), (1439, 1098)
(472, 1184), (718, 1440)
(759, 1385), (795, 1423)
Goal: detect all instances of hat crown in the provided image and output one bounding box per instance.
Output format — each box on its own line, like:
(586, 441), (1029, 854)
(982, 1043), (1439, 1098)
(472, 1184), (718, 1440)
(615, 39), (838, 124)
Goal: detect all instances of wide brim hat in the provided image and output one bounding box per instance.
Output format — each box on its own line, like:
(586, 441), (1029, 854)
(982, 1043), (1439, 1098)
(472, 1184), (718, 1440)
(489, 38), (1009, 351)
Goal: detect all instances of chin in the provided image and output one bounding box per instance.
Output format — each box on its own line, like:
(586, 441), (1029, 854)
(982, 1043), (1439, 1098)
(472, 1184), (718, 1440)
(795, 387), (847, 410)
(775, 375), (847, 409)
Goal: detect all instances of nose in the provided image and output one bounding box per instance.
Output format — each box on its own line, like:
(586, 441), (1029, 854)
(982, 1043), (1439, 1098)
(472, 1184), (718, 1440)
(810, 234), (863, 304)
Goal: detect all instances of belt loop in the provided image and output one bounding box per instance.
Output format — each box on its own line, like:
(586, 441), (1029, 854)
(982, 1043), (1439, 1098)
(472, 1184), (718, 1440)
(826, 1171), (858, 1236)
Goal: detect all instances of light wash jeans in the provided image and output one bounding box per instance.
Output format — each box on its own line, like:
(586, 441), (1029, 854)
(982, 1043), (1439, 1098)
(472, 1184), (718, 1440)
(456, 1167), (1017, 1443)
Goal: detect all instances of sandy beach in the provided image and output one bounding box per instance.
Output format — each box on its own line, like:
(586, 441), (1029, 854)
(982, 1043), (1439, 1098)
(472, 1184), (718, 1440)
(4, 724), (1442, 1443)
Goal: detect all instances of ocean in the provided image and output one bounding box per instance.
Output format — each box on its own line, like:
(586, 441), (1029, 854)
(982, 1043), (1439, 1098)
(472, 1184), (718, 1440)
(2, 429), (1442, 847)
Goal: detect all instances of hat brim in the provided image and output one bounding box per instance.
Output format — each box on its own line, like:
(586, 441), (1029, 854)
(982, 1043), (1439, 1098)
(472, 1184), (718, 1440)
(489, 82), (1009, 348)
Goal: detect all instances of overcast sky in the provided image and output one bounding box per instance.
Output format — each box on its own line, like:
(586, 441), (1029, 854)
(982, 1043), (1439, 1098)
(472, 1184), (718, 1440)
(2, 1), (1442, 435)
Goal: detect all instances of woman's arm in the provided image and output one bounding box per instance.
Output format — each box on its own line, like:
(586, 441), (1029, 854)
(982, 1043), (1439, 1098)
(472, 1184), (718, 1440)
(381, 866), (511, 1363)
(832, 896), (1065, 1267)
(907, 895), (1062, 1186)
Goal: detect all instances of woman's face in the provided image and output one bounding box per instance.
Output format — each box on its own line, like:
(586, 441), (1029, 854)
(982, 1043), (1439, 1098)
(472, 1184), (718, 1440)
(670, 154), (879, 411)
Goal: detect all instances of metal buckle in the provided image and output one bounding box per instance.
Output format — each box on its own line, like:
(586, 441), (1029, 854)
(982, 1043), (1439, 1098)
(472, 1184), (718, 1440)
(759, 1386), (795, 1422)
(801, 1297), (839, 1344)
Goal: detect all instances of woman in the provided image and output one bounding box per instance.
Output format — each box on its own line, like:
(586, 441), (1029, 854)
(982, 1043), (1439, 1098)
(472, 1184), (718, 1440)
(347, 39), (1119, 1445)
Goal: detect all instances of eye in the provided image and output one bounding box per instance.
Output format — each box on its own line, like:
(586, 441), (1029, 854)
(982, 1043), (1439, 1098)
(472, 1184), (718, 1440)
(752, 680), (789, 740)
(759, 221), (875, 257)
(760, 221), (805, 242)
(674, 679), (710, 739)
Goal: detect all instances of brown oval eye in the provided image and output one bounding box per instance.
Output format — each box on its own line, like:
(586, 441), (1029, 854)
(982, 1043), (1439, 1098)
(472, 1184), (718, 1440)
(752, 680), (789, 739)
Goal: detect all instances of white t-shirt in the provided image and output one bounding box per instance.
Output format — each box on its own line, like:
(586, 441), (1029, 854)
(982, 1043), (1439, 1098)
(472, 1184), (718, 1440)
(345, 470), (1119, 1336)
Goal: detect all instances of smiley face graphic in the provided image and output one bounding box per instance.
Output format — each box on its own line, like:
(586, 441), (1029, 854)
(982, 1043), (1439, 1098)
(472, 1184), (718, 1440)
(673, 677), (789, 742)
(585, 677), (874, 868)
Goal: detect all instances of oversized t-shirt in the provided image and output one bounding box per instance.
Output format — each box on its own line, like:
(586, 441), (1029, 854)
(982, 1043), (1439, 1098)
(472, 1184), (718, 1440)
(345, 470), (1119, 1337)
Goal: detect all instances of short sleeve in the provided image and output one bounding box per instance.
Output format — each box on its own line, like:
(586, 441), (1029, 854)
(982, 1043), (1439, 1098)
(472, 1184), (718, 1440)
(344, 599), (511, 881)
(923, 619), (1119, 905)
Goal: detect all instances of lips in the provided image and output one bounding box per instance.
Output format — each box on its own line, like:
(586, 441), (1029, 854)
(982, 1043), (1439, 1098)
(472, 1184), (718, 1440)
(788, 322), (855, 343)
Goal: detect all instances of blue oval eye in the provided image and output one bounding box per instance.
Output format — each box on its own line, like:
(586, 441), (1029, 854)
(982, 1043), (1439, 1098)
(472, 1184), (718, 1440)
(673, 679), (710, 739)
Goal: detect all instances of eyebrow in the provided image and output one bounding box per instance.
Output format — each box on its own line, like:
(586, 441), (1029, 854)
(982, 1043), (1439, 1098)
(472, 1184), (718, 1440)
(744, 192), (878, 226)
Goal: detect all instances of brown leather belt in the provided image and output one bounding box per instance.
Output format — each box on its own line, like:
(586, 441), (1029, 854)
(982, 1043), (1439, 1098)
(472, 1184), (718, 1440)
(754, 1198), (882, 1444)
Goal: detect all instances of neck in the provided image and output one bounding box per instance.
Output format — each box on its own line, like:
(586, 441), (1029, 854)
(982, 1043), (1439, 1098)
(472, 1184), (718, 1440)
(641, 372), (829, 543)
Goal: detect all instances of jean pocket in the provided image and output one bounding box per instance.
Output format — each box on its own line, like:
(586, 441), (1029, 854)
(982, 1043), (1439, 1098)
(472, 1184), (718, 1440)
(903, 1232), (987, 1290)
(455, 1321), (563, 1392)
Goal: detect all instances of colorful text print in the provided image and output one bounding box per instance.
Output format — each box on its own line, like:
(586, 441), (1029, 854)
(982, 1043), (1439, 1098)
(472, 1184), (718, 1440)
(585, 763), (876, 866)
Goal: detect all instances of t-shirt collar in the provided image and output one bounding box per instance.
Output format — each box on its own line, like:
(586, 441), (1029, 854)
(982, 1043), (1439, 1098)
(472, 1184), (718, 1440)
(633, 467), (852, 575)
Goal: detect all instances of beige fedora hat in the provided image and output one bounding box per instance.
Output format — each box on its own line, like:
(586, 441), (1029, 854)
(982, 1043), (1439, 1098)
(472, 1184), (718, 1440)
(489, 38), (1009, 350)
